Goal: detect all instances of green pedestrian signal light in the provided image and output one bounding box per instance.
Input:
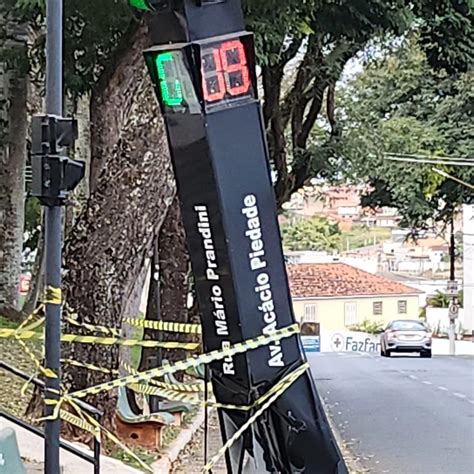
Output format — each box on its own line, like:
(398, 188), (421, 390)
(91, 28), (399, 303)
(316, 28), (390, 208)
(155, 52), (184, 107)
(129, 0), (150, 10)
(129, 0), (171, 12)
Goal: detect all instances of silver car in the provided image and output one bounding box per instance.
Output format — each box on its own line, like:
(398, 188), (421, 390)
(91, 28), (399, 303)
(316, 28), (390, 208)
(380, 320), (432, 358)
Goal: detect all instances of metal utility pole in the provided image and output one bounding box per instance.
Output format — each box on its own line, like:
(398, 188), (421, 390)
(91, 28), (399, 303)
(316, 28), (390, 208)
(44, 0), (63, 471)
(447, 216), (458, 356)
(31, 0), (83, 471)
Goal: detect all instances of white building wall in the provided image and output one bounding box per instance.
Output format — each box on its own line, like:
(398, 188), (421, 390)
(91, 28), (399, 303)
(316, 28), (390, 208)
(463, 204), (474, 335)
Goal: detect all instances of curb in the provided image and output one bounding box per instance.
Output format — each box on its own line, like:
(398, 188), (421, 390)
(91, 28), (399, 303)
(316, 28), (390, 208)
(152, 408), (205, 474)
(320, 396), (366, 474)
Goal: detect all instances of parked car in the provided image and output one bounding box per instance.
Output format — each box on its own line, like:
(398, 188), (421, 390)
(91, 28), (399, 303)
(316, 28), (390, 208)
(380, 320), (432, 358)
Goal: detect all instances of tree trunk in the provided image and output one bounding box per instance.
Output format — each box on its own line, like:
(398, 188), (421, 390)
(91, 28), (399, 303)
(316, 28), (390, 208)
(89, 21), (146, 191)
(59, 64), (175, 435)
(0, 54), (28, 312)
(138, 197), (191, 379)
(157, 197), (192, 365)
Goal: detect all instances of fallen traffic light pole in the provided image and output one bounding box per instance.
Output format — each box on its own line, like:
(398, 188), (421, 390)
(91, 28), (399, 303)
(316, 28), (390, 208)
(131, 0), (349, 472)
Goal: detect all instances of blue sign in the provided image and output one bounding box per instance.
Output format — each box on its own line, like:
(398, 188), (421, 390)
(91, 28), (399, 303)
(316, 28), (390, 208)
(302, 336), (321, 353)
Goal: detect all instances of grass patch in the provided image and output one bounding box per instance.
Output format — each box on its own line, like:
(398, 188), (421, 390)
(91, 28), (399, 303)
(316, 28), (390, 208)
(0, 315), (19, 329)
(341, 225), (392, 250)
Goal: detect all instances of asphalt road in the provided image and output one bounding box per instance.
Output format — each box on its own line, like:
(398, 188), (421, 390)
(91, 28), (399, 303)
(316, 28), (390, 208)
(309, 352), (474, 474)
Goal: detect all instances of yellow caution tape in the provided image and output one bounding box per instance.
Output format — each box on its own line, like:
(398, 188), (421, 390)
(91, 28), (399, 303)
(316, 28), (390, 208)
(128, 362), (310, 414)
(128, 383), (201, 404)
(69, 324), (299, 399)
(62, 358), (119, 376)
(22, 316), (45, 332)
(121, 361), (209, 393)
(0, 328), (199, 350)
(45, 286), (62, 305)
(60, 409), (100, 441)
(202, 363), (309, 472)
(12, 307), (58, 380)
(64, 315), (121, 337)
(16, 305), (44, 332)
(124, 318), (202, 335)
(66, 398), (153, 473)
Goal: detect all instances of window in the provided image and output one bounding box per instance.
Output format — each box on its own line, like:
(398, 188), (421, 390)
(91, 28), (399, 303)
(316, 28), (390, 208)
(373, 301), (383, 316)
(392, 321), (426, 331)
(398, 300), (407, 314)
(303, 303), (318, 322)
(344, 302), (357, 326)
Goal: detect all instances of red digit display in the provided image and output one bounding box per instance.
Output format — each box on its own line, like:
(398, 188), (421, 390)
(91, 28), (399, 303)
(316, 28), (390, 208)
(202, 39), (252, 104)
(219, 40), (250, 96)
(202, 48), (226, 102)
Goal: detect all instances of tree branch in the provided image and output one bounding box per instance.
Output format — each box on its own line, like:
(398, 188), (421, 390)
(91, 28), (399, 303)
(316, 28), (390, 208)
(281, 35), (322, 130)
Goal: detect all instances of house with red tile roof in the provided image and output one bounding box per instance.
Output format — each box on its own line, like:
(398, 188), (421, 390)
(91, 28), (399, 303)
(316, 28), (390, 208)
(287, 263), (421, 331)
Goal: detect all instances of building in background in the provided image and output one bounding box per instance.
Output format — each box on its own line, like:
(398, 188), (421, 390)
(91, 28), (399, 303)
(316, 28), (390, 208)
(287, 263), (421, 332)
(463, 204), (474, 336)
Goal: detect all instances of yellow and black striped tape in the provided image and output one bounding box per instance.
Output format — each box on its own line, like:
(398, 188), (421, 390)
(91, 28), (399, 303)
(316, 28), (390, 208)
(128, 363), (310, 413)
(45, 286), (62, 305)
(66, 398), (153, 473)
(69, 324), (299, 399)
(0, 328), (199, 350)
(121, 361), (209, 393)
(64, 315), (120, 337)
(124, 318), (202, 335)
(12, 309), (57, 380)
(60, 409), (100, 441)
(128, 383), (200, 404)
(62, 358), (119, 376)
(202, 363), (309, 472)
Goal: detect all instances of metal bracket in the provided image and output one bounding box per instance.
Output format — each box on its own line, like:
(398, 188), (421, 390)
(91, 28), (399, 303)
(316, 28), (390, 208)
(31, 114), (84, 207)
(31, 114), (78, 156)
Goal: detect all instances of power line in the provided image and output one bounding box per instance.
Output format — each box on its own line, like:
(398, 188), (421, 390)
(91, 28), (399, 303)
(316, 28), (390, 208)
(384, 156), (474, 167)
(432, 168), (474, 190)
(385, 152), (473, 162)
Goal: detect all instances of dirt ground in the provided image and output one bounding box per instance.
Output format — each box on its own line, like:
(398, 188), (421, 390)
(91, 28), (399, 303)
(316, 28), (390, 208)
(171, 410), (226, 474)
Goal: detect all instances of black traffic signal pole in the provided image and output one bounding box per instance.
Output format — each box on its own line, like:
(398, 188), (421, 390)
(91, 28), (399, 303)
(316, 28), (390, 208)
(44, 0), (63, 471)
(31, 1), (84, 472)
(133, 1), (348, 472)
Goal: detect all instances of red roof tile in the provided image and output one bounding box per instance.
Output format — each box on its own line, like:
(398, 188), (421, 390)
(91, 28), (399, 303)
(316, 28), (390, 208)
(287, 263), (421, 298)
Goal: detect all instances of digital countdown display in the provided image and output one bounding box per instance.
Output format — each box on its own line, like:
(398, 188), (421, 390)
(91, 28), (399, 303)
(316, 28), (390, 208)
(145, 33), (257, 114)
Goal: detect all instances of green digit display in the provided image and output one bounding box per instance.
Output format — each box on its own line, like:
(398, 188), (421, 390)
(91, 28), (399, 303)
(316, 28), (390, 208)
(156, 53), (184, 107)
(129, 0), (150, 11)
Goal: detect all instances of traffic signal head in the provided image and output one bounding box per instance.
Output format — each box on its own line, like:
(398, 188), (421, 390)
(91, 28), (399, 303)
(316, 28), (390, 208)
(31, 115), (84, 207)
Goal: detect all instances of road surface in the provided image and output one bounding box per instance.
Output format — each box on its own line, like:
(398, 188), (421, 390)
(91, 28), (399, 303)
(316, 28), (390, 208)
(309, 352), (474, 474)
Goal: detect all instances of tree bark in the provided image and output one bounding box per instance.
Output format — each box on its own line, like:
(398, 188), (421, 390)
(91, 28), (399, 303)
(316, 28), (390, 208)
(0, 53), (28, 311)
(89, 21), (147, 191)
(138, 197), (192, 386)
(157, 196), (191, 366)
(59, 69), (175, 433)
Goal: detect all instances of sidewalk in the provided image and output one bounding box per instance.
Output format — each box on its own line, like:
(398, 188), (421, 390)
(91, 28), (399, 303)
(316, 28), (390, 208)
(0, 416), (142, 474)
(171, 410), (226, 474)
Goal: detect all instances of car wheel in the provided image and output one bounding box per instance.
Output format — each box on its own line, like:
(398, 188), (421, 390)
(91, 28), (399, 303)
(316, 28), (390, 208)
(421, 350), (432, 358)
(380, 346), (386, 357)
(386, 349), (392, 358)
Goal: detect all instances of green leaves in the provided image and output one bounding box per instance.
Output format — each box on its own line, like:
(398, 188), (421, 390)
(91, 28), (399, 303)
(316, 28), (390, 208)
(339, 35), (473, 231)
(282, 216), (342, 252)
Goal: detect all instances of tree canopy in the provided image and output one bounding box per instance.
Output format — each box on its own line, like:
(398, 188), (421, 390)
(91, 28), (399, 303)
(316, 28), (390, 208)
(338, 35), (473, 231)
(282, 216), (342, 252)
